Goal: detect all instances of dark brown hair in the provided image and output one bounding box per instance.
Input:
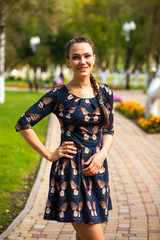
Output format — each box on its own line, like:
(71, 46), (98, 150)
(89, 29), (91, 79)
(65, 37), (95, 59)
(65, 37), (109, 128)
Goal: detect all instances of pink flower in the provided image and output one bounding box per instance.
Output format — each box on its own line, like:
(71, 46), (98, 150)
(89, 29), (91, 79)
(113, 94), (122, 102)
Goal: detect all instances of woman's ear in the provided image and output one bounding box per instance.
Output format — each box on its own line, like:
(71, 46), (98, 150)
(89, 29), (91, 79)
(66, 58), (70, 68)
(93, 54), (96, 65)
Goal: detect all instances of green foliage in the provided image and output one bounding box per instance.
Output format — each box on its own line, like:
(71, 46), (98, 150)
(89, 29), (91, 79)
(47, 27), (74, 66)
(2, 0), (160, 70)
(4, 0), (59, 69)
(0, 91), (48, 233)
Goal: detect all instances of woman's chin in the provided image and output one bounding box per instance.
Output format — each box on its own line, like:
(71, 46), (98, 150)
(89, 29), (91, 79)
(78, 71), (90, 77)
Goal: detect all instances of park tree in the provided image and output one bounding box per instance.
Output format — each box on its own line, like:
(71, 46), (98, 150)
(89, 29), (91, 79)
(0, 0), (23, 102)
(5, 0), (59, 69)
(0, 0), (61, 99)
(121, 0), (160, 70)
(4, 0), (74, 69)
(126, 0), (160, 87)
(1, 0), (160, 92)
(65, 0), (130, 71)
(0, 1), (5, 103)
(66, 0), (113, 69)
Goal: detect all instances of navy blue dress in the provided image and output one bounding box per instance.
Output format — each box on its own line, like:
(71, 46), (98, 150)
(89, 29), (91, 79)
(15, 83), (114, 224)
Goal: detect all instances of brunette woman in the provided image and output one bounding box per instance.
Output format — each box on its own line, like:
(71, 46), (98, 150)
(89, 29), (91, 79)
(15, 37), (114, 240)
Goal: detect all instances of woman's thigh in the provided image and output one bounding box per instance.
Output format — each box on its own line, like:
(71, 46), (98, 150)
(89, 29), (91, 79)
(72, 222), (104, 240)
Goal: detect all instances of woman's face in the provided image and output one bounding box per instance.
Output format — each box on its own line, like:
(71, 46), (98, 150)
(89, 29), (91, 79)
(66, 42), (95, 79)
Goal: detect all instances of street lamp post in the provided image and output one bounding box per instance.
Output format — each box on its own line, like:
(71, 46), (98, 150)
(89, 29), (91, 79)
(123, 21), (136, 89)
(30, 36), (40, 91)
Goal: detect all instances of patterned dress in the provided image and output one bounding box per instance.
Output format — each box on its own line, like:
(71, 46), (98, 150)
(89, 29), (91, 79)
(15, 83), (114, 224)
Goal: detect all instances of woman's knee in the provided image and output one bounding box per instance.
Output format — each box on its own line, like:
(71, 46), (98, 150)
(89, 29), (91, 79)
(72, 223), (104, 240)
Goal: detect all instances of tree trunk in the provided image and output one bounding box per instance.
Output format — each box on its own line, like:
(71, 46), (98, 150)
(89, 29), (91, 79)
(0, 7), (5, 103)
(145, 6), (158, 87)
(113, 52), (118, 72)
(105, 55), (110, 70)
(97, 52), (103, 69)
(124, 41), (132, 90)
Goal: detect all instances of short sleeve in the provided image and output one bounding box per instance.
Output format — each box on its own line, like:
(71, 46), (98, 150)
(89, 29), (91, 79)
(15, 88), (58, 132)
(102, 85), (114, 136)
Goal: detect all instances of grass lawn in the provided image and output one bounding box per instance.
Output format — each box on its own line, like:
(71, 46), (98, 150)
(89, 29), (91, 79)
(0, 91), (49, 233)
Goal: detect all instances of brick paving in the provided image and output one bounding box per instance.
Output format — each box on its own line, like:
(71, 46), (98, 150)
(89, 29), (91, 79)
(1, 90), (160, 240)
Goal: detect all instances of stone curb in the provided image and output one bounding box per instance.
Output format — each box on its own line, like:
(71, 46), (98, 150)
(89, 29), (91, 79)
(0, 115), (53, 240)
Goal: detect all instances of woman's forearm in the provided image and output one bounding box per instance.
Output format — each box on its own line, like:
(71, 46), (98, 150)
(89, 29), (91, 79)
(100, 134), (114, 158)
(19, 129), (51, 160)
(83, 134), (114, 176)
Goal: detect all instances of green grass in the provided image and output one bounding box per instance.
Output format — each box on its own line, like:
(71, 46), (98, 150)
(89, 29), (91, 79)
(0, 91), (49, 233)
(5, 80), (27, 85)
(130, 85), (146, 90)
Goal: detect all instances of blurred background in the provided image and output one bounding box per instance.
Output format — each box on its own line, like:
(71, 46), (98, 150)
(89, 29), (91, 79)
(0, 0), (160, 238)
(0, 0), (160, 92)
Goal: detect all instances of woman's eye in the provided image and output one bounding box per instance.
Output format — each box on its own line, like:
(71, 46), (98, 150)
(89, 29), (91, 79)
(72, 56), (79, 59)
(85, 55), (91, 58)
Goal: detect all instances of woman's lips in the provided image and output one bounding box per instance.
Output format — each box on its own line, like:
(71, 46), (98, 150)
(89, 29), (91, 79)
(78, 67), (88, 71)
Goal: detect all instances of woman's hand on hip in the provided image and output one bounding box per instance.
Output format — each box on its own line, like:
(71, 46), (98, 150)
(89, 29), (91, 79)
(48, 141), (77, 162)
(82, 151), (106, 176)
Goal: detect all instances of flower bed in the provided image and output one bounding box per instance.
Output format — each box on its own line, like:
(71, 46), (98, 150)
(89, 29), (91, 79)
(138, 115), (160, 133)
(115, 101), (145, 118)
(115, 101), (160, 133)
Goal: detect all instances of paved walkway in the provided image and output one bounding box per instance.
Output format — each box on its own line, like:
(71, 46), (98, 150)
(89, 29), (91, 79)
(1, 91), (160, 240)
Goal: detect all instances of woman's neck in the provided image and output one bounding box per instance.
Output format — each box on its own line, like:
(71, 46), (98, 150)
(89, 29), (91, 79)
(69, 75), (91, 89)
(66, 75), (95, 98)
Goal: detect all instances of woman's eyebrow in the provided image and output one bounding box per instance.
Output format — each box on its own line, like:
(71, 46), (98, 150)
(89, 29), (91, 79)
(72, 52), (91, 56)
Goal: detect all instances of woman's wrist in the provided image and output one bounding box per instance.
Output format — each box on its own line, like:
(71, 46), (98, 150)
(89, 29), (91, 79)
(44, 150), (52, 161)
(99, 148), (108, 159)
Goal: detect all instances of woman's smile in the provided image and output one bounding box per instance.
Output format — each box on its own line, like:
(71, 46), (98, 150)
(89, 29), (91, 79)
(78, 67), (88, 71)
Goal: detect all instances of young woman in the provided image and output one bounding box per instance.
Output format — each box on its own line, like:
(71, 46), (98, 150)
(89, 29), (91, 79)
(15, 37), (114, 240)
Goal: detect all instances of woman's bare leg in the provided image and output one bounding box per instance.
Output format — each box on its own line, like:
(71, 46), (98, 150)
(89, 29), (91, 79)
(76, 232), (81, 240)
(72, 223), (104, 240)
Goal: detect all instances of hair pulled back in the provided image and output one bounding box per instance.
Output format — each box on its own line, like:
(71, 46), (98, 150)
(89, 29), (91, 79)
(65, 37), (109, 128)
(65, 36), (95, 59)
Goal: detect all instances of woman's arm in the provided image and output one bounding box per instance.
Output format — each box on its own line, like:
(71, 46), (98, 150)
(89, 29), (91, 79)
(83, 85), (114, 176)
(16, 88), (77, 162)
(100, 134), (114, 158)
(83, 135), (114, 176)
(19, 129), (52, 160)
(19, 129), (77, 163)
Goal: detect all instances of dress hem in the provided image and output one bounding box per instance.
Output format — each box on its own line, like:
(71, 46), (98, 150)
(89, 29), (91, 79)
(43, 208), (112, 224)
(43, 217), (109, 224)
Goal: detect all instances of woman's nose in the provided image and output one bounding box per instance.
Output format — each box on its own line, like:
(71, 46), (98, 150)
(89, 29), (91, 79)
(79, 57), (86, 64)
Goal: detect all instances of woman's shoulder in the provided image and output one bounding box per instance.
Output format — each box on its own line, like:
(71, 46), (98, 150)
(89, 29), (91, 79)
(98, 83), (113, 98)
(51, 85), (65, 94)
(46, 85), (67, 100)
